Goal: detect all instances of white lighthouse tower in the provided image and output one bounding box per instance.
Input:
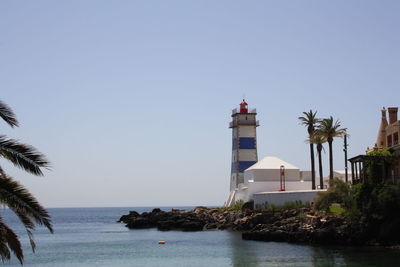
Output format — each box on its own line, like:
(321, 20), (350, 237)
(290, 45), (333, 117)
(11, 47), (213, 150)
(226, 100), (259, 205)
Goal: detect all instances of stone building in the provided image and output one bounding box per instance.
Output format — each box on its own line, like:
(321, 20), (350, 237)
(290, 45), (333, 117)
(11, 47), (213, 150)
(351, 107), (400, 184)
(376, 107), (400, 150)
(375, 107), (400, 180)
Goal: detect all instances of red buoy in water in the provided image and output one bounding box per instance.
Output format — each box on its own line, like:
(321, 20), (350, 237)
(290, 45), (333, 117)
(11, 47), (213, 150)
(158, 241), (166, 244)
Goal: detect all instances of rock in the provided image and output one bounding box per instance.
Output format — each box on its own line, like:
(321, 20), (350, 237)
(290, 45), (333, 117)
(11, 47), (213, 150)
(180, 221), (204, 231)
(203, 222), (219, 230)
(157, 220), (175, 231)
(118, 210), (139, 223)
(118, 206), (395, 246)
(126, 217), (153, 229)
(242, 200), (254, 211)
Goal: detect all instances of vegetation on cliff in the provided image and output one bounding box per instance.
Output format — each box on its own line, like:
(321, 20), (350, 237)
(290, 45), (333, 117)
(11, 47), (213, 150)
(314, 177), (400, 244)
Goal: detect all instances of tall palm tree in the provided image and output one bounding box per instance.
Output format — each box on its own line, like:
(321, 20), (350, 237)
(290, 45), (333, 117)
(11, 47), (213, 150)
(316, 116), (346, 180)
(0, 100), (52, 264)
(298, 110), (319, 190)
(309, 133), (327, 189)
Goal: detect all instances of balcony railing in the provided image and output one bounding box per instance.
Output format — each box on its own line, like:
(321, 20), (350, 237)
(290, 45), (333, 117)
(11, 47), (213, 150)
(231, 108), (257, 115)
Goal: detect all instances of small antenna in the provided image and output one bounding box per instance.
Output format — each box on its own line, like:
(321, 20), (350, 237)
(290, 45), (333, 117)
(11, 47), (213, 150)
(242, 93), (246, 100)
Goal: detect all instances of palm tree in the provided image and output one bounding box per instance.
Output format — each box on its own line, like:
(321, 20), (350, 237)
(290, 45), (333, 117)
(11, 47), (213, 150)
(309, 133), (327, 189)
(298, 110), (319, 190)
(316, 116), (346, 180)
(0, 100), (52, 264)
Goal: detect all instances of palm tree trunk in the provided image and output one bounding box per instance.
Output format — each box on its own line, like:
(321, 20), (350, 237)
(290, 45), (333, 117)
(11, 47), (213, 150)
(329, 140), (333, 179)
(310, 143), (316, 189)
(318, 146), (323, 188)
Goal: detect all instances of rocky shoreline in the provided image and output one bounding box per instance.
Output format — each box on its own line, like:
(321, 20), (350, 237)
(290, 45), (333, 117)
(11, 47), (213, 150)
(118, 207), (395, 246)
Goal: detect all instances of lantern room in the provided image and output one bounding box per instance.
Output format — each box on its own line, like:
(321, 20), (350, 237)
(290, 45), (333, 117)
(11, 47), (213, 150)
(240, 100), (248, 113)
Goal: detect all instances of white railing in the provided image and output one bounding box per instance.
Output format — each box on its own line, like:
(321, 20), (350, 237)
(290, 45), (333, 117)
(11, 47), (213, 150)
(232, 108), (257, 114)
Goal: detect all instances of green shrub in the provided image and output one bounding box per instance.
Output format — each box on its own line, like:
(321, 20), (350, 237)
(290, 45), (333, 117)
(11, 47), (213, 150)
(297, 212), (307, 218)
(365, 149), (393, 183)
(354, 183), (400, 222)
(329, 203), (345, 216)
(314, 178), (400, 222)
(231, 200), (245, 210)
(314, 178), (356, 215)
(218, 200), (245, 211)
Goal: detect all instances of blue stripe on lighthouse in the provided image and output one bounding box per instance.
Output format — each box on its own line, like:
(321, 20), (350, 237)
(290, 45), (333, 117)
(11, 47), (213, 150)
(238, 161), (256, 172)
(239, 137), (256, 149)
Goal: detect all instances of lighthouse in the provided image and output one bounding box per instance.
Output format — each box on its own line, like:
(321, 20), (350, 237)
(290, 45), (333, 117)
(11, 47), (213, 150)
(226, 100), (321, 207)
(229, 100), (259, 192)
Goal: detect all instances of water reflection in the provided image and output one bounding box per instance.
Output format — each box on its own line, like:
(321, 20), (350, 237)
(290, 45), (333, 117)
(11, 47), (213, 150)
(227, 231), (317, 266)
(312, 245), (400, 267)
(227, 231), (259, 267)
(310, 246), (346, 266)
(227, 231), (400, 266)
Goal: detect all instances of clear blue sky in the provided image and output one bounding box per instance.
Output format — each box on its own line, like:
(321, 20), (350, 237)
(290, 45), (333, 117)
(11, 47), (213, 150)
(1, 1), (399, 207)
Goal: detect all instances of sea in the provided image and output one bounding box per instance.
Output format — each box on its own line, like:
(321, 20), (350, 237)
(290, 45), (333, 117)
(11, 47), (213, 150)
(2, 207), (400, 267)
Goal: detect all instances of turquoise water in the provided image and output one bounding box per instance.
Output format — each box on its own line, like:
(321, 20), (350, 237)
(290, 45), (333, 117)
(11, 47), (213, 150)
(2, 207), (400, 266)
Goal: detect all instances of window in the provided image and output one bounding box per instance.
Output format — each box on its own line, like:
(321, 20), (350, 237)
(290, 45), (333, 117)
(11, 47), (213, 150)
(394, 132), (399, 145)
(387, 134), (393, 147)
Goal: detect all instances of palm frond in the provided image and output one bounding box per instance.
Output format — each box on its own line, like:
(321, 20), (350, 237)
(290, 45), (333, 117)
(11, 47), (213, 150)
(12, 211), (36, 253)
(0, 100), (18, 128)
(316, 116), (346, 140)
(0, 216), (23, 264)
(0, 136), (50, 176)
(0, 241), (11, 264)
(0, 174), (53, 235)
(308, 132), (327, 145)
(298, 110), (320, 135)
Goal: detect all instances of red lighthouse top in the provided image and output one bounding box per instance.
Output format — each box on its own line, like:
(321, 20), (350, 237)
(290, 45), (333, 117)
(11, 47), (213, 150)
(240, 99), (248, 113)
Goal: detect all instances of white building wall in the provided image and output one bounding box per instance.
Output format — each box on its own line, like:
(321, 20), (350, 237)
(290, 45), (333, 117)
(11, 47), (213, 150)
(236, 150), (258, 162)
(245, 180), (313, 196)
(300, 171), (312, 181)
(235, 184), (248, 202)
(245, 169), (301, 182)
(238, 126), (256, 137)
(253, 190), (325, 206)
(233, 180), (314, 203)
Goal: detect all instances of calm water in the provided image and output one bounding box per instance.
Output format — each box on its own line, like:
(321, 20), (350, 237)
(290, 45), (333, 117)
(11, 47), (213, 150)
(2, 207), (400, 266)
